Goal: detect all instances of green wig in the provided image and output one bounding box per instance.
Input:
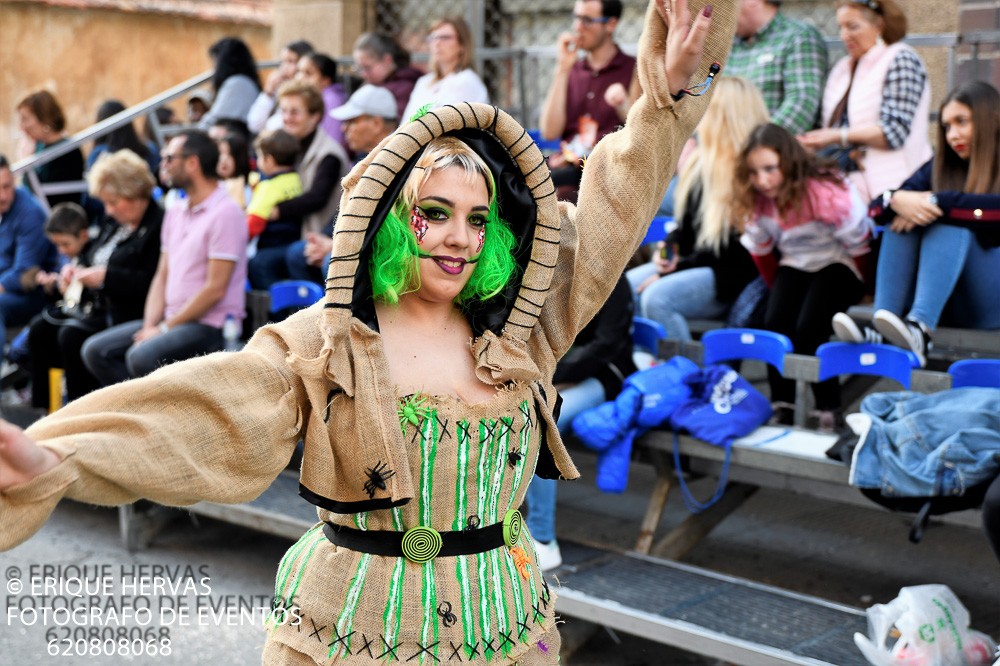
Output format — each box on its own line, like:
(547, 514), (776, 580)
(369, 138), (519, 305)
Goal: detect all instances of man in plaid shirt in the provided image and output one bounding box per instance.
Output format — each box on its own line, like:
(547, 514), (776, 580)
(727, 0), (827, 134)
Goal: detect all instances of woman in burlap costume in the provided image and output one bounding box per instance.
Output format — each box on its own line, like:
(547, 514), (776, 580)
(0, 1), (734, 663)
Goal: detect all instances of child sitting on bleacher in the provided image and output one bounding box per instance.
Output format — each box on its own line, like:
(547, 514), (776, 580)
(735, 123), (872, 430)
(246, 129), (302, 241)
(831, 81), (1000, 367)
(32, 202), (92, 302)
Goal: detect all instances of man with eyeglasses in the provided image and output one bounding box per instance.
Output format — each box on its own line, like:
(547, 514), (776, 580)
(539, 0), (638, 202)
(81, 130), (248, 386)
(727, 0), (828, 134)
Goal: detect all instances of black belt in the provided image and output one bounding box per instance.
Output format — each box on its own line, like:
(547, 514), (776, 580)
(323, 509), (523, 563)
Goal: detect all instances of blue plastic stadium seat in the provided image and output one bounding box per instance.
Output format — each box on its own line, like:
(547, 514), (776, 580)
(632, 316), (667, 357)
(642, 216), (673, 246)
(269, 280), (324, 315)
(948, 359), (1000, 388)
(816, 342), (919, 389)
(701, 328), (793, 372)
(526, 128), (561, 154)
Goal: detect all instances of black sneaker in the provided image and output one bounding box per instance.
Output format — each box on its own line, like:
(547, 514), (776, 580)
(872, 310), (932, 367)
(832, 312), (883, 344)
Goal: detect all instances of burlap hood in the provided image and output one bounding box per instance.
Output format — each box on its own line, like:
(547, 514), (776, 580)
(286, 104), (575, 513)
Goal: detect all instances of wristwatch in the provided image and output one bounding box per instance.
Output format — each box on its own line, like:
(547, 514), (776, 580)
(881, 189), (896, 210)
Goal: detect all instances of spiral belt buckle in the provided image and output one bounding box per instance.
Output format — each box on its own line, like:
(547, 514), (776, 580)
(399, 509), (523, 563)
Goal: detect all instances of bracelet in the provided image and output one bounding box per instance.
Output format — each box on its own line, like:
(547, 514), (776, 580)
(840, 128), (849, 147)
(158, 322), (170, 334)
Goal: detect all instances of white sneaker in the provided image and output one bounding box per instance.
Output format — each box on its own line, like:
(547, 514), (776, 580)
(872, 310), (931, 367)
(831, 312), (883, 344)
(531, 537), (562, 572)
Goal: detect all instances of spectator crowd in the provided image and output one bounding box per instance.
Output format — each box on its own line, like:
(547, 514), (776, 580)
(3, 0), (999, 568)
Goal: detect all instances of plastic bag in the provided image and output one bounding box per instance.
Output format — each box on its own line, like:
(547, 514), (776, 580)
(854, 584), (997, 666)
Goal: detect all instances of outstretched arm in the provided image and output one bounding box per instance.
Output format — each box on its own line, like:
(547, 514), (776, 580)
(537, 0), (735, 364)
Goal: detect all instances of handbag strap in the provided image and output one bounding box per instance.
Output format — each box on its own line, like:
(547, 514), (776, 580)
(672, 431), (732, 514)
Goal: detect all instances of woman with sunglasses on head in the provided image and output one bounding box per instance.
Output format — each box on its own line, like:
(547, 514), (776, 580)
(799, 0), (930, 203)
(0, 2), (729, 663)
(832, 81), (1000, 366)
(401, 17), (489, 123)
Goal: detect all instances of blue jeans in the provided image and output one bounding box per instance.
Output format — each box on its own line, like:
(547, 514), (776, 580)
(626, 264), (728, 341)
(81, 320), (223, 386)
(248, 245), (292, 290)
(525, 377), (606, 543)
(875, 224), (1000, 330)
(284, 240), (327, 285)
(0, 289), (48, 353)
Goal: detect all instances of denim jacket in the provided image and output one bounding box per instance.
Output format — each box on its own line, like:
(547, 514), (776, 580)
(850, 389), (1000, 497)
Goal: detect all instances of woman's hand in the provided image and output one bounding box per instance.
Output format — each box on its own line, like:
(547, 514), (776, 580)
(657, 0), (714, 98)
(76, 266), (107, 290)
(798, 128), (840, 151)
(0, 420), (59, 491)
(888, 190), (943, 229)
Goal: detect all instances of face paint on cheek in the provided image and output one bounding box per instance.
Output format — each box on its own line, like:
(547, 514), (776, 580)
(410, 207), (429, 244)
(477, 225), (486, 253)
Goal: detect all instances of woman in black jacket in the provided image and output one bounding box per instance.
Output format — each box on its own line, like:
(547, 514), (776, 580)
(29, 149), (162, 408)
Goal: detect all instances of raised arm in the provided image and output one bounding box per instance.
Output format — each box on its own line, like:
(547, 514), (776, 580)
(537, 0), (735, 362)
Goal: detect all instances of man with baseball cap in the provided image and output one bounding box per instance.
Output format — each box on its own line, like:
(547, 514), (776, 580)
(329, 85), (398, 161)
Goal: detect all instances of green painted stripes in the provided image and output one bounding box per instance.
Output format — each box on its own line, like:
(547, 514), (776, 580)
(486, 416), (513, 655)
(330, 552), (371, 658)
(453, 419), (476, 654)
(417, 409), (440, 663)
(474, 420), (494, 656)
(269, 525), (323, 629)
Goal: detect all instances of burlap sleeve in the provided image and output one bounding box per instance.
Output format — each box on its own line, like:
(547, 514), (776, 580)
(537, 0), (736, 362)
(0, 325), (305, 551)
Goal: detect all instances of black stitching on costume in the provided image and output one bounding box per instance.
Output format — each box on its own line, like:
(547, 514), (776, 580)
(324, 388), (343, 423)
(357, 634), (375, 658)
(437, 602), (457, 627)
(523, 159), (546, 178)
(465, 514), (480, 531)
(327, 626), (355, 653)
(498, 631), (514, 652)
(396, 132), (422, 147)
(467, 104), (481, 126)
(534, 221), (560, 232)
(482, 638), (496, 656)
(519, 282), (547, 293)
(428, 110), (446, 133)
(436, 415), (452, 440)
(457, 421), (470, 441)
(505, 320), (534, 329)
(519, 402), (534, 428)
(542, 578), (551, 603)
(379, 635), (402, 660)
(497, 418), (514, 438)
(534, 236), (560, 245)
(381, 147), (407, 161)
(464, 641), (480, 660)
(308, 618), (327, 643)
(512, 305), (541, 318)
(529, 258), (558, 269)
(448, 641), (463, 661)
(407, 641), (440, 662)
(516, 614), (531, 639)
(333, 227), (367, 233)
(532, 602), (545, 622)
(324, 303), (352, 310)
(482, 421), (498, 442)
(349, 195), (381, 202)
(326, 285), (353, 291)
(359, 174), (390, 187)
(363, 461), (396, 498)
(516, 294), (545, 310)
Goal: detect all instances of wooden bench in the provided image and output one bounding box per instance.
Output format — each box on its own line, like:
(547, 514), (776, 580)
(631, 338), (981, 561)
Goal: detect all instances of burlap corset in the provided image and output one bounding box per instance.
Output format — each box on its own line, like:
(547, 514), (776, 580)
(268, 388), (559, 665)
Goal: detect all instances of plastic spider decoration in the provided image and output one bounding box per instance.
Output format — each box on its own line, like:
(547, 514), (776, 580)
(509, 546), (531, 581)
(398, 394), (429, 434)
(507, 448), (523, 469)
(437, 601), (458, 628)
(363, 461), (396, 498)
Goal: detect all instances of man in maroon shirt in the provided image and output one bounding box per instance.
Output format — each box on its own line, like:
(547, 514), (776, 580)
(539, 0), (638, 201)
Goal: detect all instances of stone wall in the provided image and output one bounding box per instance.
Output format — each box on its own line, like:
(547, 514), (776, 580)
(0, 2), (270, 162)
